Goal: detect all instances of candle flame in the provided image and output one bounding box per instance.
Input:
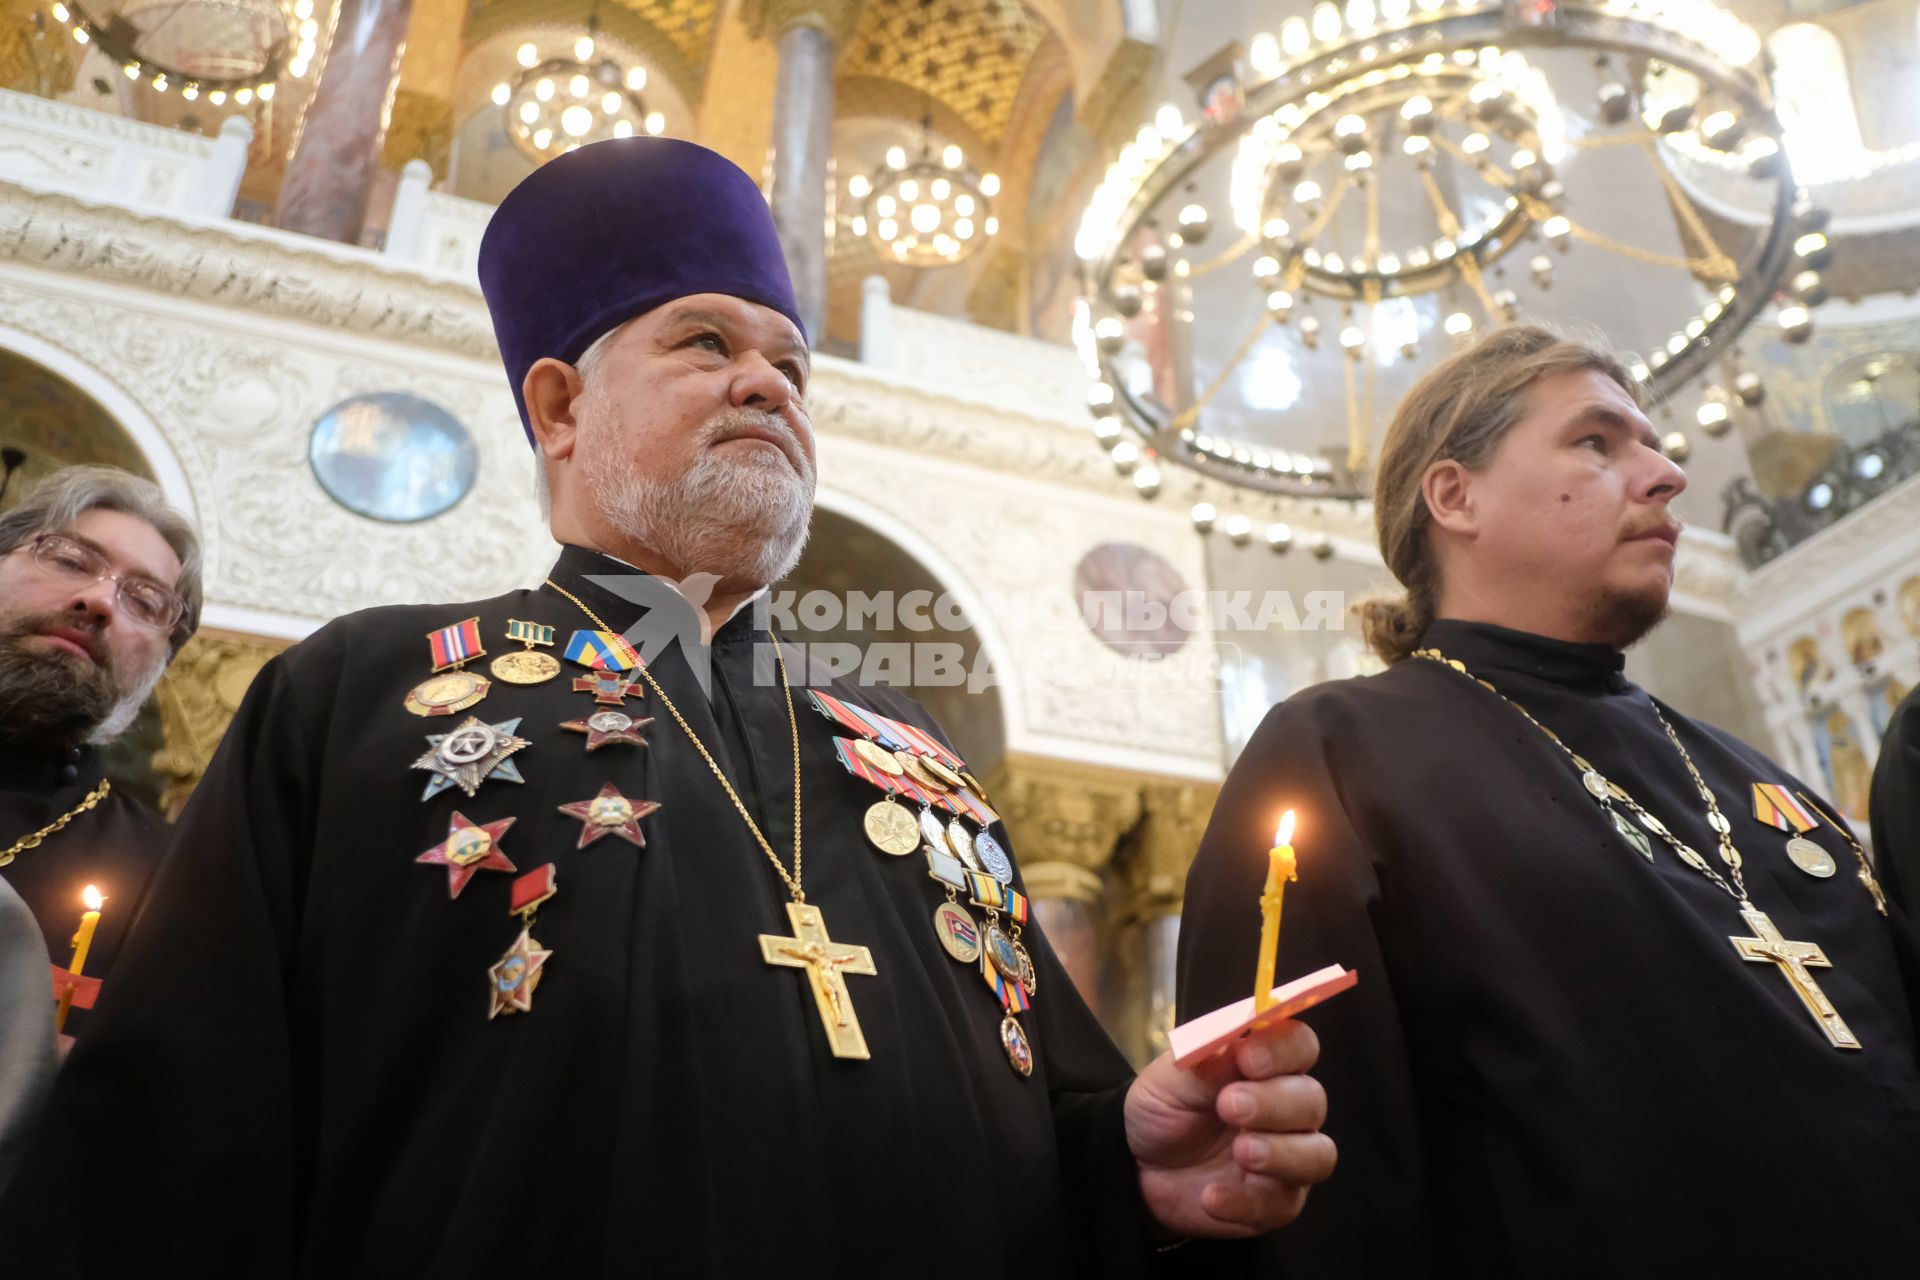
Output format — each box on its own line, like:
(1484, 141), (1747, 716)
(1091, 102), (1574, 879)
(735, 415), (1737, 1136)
(82, 884), (104, 910)
(1276, 810), (1296, 847)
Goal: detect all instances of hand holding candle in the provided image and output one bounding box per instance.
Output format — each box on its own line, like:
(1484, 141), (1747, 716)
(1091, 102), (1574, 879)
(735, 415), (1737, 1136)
(54, 883), (104, 1033)
(1253, 811), (1298, 1012)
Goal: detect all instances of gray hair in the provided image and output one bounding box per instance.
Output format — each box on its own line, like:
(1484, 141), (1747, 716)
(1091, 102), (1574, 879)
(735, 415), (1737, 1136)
(0, 464), (204, 654)
(532, 321), (632, 521)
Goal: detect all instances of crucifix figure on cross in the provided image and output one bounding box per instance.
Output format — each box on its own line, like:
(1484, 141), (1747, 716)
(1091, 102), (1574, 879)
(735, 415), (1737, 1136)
(1730, 906), (1861, 1050)
(760, 901), (878, 1060)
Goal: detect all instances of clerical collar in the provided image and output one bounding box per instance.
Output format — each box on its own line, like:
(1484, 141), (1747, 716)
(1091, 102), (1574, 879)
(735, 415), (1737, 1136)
(0, 739), (101, 795)
(1417, 619), (1630, 694)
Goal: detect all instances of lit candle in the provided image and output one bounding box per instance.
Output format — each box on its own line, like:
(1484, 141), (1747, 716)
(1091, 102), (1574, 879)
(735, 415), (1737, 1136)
(1253, 811), (1297, 1011)
(54, 884), (104, 1033)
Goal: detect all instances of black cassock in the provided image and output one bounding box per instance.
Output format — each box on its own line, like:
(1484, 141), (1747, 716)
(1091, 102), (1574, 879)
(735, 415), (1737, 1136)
(0, 547), (1210, 1277)
(1871, 683), (1920, 918)
(1179, 620), (1920, 1277)
(0, 742), (167, 1029)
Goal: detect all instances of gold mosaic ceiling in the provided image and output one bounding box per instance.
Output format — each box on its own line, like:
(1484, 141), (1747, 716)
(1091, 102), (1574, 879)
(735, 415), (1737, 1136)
(465, 0), (719, 95)
(839, 0), (1049, 145)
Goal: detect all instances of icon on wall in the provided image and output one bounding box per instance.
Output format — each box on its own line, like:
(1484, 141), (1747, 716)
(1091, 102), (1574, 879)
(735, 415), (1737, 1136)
(309, 392), (479, 523)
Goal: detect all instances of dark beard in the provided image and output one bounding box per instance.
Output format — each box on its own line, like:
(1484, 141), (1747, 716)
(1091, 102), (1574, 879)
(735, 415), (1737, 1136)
(0, 613), (117, 749)
(1579, 585), (1672, 651)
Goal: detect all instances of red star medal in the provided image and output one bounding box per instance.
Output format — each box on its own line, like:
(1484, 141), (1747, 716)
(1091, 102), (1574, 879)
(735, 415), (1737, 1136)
(487, 926), (551, 1018)
(561, 708), (653, 751)
(416, 811), (517, 899)
(571, 672), (640, 705)
(557, 782), (660, 849)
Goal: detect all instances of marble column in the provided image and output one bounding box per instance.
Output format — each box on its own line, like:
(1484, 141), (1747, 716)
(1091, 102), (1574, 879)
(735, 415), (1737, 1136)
(990, 756), (1143, 1014)
(274, 0), (415, 244)
(1126, 780), (1221, 1059)
(751, 1), (863, 344)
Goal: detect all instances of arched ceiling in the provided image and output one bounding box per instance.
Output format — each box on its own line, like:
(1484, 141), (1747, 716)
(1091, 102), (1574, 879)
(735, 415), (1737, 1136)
(464, 0), (721, 100)
(837, 0), (1050, 147)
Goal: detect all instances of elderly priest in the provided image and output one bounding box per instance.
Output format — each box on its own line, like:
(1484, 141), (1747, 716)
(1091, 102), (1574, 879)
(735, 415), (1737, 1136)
(0, 139), (1333, 1275)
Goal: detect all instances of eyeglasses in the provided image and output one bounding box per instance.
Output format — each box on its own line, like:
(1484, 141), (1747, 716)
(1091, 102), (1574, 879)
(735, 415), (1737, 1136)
(24, 533), (186, 632)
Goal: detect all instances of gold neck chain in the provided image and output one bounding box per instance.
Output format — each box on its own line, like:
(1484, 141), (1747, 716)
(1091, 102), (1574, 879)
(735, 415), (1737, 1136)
(544, 578), (808, 902)
(1412, 648), (1752, 902)
(1, 778), (111, 869)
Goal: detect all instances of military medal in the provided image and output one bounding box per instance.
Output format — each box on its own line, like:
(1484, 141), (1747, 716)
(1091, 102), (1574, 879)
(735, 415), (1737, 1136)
(918, 805), (949, 855)
(899, 752), (951, 795)
(572, 672), (640, 705)
(558, 781), (659, 849)
(405, 618), (491, 717)
(863, 799), (920, 856)
(562, 708), (653, 751)
(1751, 783), (1837, 878)
(933, 900), (982, 962)
(488, 864), (557, 1019)
(853, 738), (905, 777)
(412, 716), (530, 800)
(1000, 1015), (1034, 1078)
(490, 619), (561, 686)
(974, 830), (1015, 884)
(945, 817), (983, 873)
(417, 811), (517, 899)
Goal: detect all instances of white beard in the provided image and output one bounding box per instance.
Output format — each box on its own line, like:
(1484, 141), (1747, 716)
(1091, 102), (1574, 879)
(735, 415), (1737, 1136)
(90, 646), (171, 744)
(580, 400), (815, 591)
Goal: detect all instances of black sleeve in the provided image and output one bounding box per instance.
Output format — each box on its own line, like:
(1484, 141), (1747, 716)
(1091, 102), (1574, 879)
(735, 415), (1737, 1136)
(0, 641), (333, 1271)
(1177, 694), (1437, 1277)
(1872, 688), (1920, 919)
(865, 686), (1251, 1277)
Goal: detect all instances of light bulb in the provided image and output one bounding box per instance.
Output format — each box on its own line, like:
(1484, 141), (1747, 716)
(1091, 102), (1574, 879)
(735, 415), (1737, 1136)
(603, 91), (622, 116)
(492, 83), (511, 106)
(625, 66), (647, 91)
(910, 203), (941, 234)
(980, 172), (1000, 197)
(519, 101), (539, 125)
(885, 146), (907, 170)
(575, 36), (595, 60)
(644, 111), (665, 134)
(516, 42), (539, 68)
(561, 105), (594, 137)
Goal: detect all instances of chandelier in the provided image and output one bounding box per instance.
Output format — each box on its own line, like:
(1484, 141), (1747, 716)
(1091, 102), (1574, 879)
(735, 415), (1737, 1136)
(46, 0), (322, 103)
(843, 118), (1001, 267)
(1073, 0), (1823, 528)
(493, 24), (661, 164)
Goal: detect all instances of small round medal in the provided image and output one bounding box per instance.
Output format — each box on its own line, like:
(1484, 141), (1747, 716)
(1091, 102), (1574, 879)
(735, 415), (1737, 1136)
(490, 650), (561, 685)
(984, 921), (1022, 980)
(853, 739), (906, 777)
(918, 807), (949, 853)
(589, 710), (632, 733)
(863, 799), (921, 856)
(1786, 835), (1837, 878)
(933, 901), (982, 962)
(974, 830), (1014, 884)
(947, 819), (982, 872)
(1013, 939), (1037, 997)
(899, 753), (951, 793)
(405, 669), (490, 717)
(919, 755), (965, 791)
(1581, 770), (1609, 800)
(1000, 1014), (1034, 1078)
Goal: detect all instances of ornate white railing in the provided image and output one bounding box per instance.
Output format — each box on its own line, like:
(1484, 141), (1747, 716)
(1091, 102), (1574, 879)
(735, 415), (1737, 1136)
(0, 87), (250, 219)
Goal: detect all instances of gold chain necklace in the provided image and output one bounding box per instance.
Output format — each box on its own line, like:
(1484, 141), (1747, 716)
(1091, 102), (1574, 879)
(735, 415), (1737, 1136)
(1412, 647), (1868, 1051)
(544, 576), (880, 1059)
(1, 778), (110, 868)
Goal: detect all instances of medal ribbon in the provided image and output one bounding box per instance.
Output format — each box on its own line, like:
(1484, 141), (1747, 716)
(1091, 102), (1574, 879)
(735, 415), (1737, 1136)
(967, 872), (1028, 922)
(564, 628), (640, 672)
(1752, 783), (1817, 834)
(987, 965), (1031, 1013)
(429, 617), (486, 671)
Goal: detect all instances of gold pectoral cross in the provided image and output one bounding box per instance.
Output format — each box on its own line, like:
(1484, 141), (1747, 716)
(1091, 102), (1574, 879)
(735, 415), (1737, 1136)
(760, 901), (878, 1060)
(1730, 906), (1861, 1050)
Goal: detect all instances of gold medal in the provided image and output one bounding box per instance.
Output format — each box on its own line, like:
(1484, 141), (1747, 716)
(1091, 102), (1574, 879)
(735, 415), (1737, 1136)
(863, 799), (920, 856)
(490, 650), (561, 685)
(1013, 939), (1037, 997)
(853, 738), (906, 776)
(405, 668), (490, 717)
(933, 901), (983, 962)
(899, 753), (952, 793)
(487, 926), (552, 1019)
(919, 755), (964, 790)
(983, 920), (1022, 980)
(1786, 835), (1837, 878)
(1000, 1014), (1034, 1077)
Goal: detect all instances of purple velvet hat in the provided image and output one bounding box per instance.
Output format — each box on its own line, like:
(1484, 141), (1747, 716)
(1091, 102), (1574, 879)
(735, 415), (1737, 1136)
(477, 137), (805, 443)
